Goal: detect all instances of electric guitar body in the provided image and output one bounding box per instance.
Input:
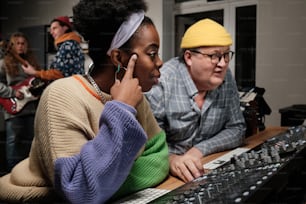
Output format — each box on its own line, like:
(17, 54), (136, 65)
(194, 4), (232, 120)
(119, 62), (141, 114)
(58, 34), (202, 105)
(0, 77), (39, 114)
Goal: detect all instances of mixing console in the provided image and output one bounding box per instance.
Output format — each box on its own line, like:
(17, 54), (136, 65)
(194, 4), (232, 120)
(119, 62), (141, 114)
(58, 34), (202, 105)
(149, 126), (306, 204)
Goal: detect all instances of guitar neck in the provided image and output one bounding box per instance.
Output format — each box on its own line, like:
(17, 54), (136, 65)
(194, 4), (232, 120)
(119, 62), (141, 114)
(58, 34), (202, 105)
(12, 53), (27, 67)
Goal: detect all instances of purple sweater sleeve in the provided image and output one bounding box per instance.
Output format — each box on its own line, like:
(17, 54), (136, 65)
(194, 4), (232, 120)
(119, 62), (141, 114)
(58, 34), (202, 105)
(54, 101), (147, 204)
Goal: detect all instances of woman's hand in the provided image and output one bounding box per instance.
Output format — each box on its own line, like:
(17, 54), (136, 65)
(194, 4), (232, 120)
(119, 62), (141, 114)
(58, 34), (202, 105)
(15, 90), (24, 100)
(21, 61), (37, 76)
(110, 54), (143, 108)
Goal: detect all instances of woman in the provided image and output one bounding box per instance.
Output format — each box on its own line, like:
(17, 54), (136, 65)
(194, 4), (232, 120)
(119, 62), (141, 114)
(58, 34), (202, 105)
(0, 32), (40, 172)
(0, 0), (169, 203)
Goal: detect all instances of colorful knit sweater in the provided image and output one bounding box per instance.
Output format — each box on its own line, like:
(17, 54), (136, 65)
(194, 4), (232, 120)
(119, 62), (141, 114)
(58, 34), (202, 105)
(0, 75), (169, 203)
(35, 32), (85, 80)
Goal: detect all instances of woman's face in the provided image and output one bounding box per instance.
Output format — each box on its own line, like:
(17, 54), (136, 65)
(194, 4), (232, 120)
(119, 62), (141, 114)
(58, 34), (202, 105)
(123, 24), (163, 92)
(13, 36), (27, 54)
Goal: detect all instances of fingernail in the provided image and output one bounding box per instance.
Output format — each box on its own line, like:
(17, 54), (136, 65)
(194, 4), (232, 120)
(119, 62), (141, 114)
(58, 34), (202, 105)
(132, 53), (138, 59)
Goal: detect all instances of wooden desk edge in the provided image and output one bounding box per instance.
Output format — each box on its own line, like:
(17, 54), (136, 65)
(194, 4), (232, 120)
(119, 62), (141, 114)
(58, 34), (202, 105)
(155, 126), (288, 190)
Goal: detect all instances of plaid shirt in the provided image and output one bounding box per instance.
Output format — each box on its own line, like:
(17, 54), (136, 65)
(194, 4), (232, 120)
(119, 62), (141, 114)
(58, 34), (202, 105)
(146, 57), (246, 156)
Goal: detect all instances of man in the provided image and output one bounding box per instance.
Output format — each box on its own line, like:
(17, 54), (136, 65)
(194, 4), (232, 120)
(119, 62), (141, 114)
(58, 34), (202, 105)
(22, 16), (85, 80)
(146, 18), (246, 182)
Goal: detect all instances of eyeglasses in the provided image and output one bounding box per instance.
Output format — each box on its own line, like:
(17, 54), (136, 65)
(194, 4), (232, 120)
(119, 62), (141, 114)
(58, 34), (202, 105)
(190, 49), (235, 64)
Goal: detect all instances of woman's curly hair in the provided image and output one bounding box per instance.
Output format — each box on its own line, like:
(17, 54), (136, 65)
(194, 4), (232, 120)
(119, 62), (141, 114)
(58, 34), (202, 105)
(4, 32), (40, 77)
(73, 0), (147, 65)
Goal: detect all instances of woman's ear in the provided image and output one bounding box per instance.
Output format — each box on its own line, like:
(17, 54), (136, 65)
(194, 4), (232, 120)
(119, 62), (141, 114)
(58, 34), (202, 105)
(110, 49), (123, 68)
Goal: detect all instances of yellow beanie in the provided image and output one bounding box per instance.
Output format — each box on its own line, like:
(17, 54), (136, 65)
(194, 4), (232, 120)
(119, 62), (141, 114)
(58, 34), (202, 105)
(180, 18), (232, 48)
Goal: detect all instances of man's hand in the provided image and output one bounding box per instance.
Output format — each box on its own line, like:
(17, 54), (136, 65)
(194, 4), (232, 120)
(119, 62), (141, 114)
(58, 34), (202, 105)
(169, 147), (204, 182)
(22, 61), (37, 76)
(110, 54), (143, 108)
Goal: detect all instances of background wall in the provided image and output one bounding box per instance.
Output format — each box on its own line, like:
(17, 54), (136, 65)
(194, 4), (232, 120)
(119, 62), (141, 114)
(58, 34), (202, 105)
(256, 0), (306, 126)
(0, 0), (78, 32)
(0, 0), (306, 127)
(0, 0), (163, 50)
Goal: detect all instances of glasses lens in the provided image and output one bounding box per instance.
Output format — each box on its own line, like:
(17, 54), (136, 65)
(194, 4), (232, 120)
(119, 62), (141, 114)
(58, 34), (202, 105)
(222, 51), (234, 63)
(229, 51), (234, 61)
(224, 53), (230, 62)
(210, 54), (219, 64)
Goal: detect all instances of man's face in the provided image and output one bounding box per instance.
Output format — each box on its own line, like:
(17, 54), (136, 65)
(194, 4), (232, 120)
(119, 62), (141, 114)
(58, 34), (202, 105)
(50, 21), (68, 40)
(184, 46), (231, 91)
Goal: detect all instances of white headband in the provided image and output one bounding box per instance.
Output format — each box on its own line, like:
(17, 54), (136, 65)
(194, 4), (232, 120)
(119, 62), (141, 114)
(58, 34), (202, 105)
(107, 11), (145, 56)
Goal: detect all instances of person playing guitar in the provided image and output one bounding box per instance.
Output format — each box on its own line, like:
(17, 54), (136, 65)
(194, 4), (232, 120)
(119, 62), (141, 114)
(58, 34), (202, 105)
(0, 32), (41, 171)
(0, 39), (45, 115)
(0, 16), (85, 173)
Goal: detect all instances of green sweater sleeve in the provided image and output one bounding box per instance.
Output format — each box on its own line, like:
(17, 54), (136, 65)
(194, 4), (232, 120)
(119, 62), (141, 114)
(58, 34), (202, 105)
(112, 130), (169, 200)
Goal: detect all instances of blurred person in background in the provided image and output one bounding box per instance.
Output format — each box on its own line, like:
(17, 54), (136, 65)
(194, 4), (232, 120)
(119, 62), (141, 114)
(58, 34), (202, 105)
(22, 15), (85, 81)
(0, 32), (40, 171)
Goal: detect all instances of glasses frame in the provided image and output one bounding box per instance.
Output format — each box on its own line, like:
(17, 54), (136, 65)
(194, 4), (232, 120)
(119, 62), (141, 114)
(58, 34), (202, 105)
(189, 49), (235, 64)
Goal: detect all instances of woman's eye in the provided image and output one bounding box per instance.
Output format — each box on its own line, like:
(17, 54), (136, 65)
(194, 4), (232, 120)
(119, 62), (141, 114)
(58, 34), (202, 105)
(148, 52), (157, 60)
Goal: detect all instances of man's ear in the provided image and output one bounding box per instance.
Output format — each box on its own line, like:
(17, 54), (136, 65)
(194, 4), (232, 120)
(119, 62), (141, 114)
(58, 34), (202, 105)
(184, 50), (193, 67)
(63, 25), (69, 33)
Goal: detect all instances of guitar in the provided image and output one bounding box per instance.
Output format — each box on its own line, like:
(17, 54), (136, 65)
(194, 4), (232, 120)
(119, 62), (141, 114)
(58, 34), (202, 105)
(0, 40), (46, 114)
